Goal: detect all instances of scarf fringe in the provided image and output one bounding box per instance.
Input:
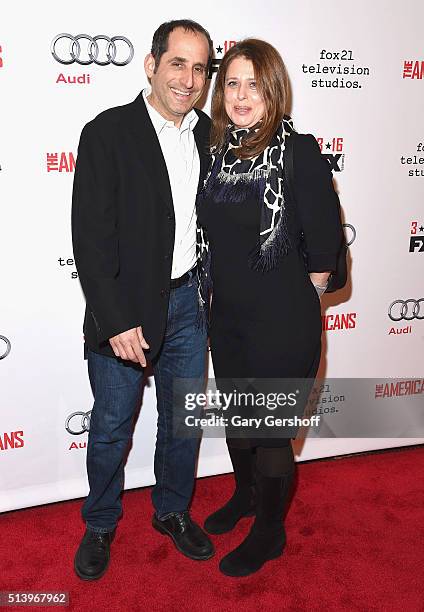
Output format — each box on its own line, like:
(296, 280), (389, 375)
(200, 150), (222, 199)
(195, 248), (212, 331)
(206, 173), (266, 204)
(248, 210), (292, 273)
(217, 167), (270, 183)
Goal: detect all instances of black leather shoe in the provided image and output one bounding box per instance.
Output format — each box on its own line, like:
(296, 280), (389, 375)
(74, 529), (113, 581)
(152, 511), (215, 560)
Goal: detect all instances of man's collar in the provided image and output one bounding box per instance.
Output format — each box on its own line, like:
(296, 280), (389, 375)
(142, 87), (198, 135)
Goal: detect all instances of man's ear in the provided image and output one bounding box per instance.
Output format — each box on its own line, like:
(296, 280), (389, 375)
(144, 53), (156, 78)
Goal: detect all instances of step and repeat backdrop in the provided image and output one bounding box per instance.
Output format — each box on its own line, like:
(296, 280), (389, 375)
(1, 0), (423, 512)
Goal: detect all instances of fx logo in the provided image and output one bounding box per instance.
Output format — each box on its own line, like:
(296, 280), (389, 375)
(409, 236), (424, 252)
(323, 153), (345, 172)
(208, 40), (237, 79)
(208, 58), (221, 79)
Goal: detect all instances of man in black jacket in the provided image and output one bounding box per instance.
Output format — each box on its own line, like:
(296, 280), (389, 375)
(71, 20), (214, 580)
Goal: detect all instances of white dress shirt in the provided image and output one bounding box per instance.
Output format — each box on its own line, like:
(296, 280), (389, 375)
(143, 88), (200, 279)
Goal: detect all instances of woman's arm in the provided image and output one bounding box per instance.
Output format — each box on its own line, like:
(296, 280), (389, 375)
(292, 133), (344, 295)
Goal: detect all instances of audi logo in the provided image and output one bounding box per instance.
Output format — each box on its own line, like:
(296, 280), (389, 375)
(388, 299), (424, 322)
(65, 411), (92, 435)
(51, 33), (134, 66)
(343, 223), (356, 246)
(0, 335), (11, 360)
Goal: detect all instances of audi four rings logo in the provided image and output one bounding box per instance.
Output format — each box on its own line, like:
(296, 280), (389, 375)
(0, 336), (11, 360)
(65, 411), (92, 435)
(388, 299), (424, 321)
(343, 223), (356, 246)
(51, 34), (134, 66)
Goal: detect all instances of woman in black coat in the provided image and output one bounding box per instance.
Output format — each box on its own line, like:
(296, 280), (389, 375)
(197, 39), (344, 577)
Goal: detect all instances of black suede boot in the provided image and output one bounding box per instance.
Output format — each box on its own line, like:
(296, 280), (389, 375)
(204, 446), (256, 535)
(219, 449), (294, 577)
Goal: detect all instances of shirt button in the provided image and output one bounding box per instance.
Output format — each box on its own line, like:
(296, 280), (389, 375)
(160, 289), (167, 297)
(164, 253), (170, 260)
(167, 213), (173, 221)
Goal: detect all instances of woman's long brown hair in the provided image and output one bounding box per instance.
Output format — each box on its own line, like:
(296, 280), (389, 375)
(210, 39), (289, 160)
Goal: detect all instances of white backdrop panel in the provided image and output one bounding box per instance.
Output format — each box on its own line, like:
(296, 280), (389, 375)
(1, 0), (423, 512)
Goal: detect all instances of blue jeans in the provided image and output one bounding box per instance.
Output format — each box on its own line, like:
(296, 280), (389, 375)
(82, 275), (207, 533)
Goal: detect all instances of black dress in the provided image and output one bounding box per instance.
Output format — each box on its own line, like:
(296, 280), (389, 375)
(197, 133), (343, 447)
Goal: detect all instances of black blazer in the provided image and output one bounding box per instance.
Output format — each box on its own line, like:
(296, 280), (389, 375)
(71, 92), (211, 360)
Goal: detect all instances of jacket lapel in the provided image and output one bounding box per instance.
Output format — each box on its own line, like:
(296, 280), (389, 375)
(194, 112), (210, 192)
(126, 92), (174, 213)
(125, 93), (210, 212)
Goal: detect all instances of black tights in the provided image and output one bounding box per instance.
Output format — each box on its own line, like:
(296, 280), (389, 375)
(226, 438), (294, 478)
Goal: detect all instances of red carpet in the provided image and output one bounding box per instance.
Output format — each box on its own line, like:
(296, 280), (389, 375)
(1, 446), (423, 611)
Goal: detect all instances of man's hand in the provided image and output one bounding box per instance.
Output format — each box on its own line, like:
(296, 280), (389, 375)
(109, 326), (150, 366)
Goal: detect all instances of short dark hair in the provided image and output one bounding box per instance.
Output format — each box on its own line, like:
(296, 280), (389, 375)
(151, 19), (214, 72)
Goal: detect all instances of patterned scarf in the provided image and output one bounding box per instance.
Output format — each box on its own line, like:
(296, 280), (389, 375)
(195, 117), (294, 326)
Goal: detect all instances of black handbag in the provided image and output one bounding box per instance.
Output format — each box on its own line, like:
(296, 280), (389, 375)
(283, 133), (347, 293)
